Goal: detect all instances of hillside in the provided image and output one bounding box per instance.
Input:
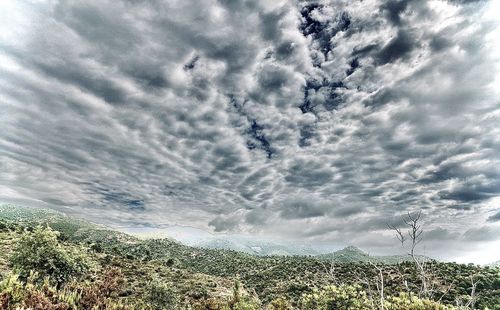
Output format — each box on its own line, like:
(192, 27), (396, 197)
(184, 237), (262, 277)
(0, 204), (499, 309)
(124, 225), (320, 257)
(0, 205), (413, 262)
(318, 245), (429, 264)
(195, 237), (319, 257)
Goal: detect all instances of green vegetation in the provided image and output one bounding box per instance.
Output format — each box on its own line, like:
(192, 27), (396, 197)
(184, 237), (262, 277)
(10, 225), (90, 285)
(146, 278), (179, 310)
(300, 284), (372, 309)
(0, 204), (499, 309)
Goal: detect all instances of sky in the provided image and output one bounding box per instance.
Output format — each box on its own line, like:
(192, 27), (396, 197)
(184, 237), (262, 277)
(0, 0), (499, 264)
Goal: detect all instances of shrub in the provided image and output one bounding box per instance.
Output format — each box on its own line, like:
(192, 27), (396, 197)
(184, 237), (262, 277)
(267, 296), (293, 310)
(229, 280), (260, 310)
(0, 272), (79, 309)
(72, 267), (126, 308)
(9, 225), (89, 285)
(99, 267), (126, 298)
(0, 220), (10, 232)
(384, 293), (456, 310)
(300, 284), (372, 310)
(146, 278), (178, 310)
(0, 273), (24, 308)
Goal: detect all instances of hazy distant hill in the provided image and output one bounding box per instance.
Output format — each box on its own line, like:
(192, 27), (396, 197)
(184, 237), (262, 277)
(318, 245), (428, 264)
(0, 204), (317, 256)
(196, 237), (319, 256)
(0, 204), (421, 261)
(122, 223), (320, 256)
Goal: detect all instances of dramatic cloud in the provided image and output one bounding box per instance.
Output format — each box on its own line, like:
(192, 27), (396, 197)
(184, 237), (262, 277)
(1, 0), (499, 263)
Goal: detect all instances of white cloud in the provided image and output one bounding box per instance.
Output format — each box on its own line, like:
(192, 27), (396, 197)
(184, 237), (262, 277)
(0, 0), (499, 262)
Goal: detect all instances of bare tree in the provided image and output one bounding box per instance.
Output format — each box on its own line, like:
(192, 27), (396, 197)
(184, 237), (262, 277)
(404, 211), (423, 260)
(389, 211), (483, 309)
(369, 262), (385, 310)
(405, 211), (429, 297)
(387, 223), (406, 247)
(388, 211), (431, 298)
(321, 252), (340, 286)
(354, 273), (377, 309)
(465, 274), (479, 309)
(388, 223), (413, 300)
(437, 281), (454, 304)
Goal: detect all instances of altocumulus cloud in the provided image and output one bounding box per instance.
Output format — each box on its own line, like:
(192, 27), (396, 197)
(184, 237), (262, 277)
(0, 0), (499, 262)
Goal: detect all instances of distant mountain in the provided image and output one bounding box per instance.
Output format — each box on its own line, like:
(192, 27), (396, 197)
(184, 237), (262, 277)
(0, 204), (429, 261)
(318, 246), (429, 264)
(195, 236), (319, 256)
(121, 225), (433, 260)
(323, 245), (371, 262)
(197, 238), (253, 253)
(120, 225), (211, 245)
(122, 223), (319, 256)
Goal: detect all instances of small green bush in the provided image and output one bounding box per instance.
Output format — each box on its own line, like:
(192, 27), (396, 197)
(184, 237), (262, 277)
(230, 280), (261, 310)
(267, 296), (293, 310)
(300, 284), (372, 310)
(9, 225), (89, 285)
(384, 293), (456, 310)
(146, 278), (178, 310)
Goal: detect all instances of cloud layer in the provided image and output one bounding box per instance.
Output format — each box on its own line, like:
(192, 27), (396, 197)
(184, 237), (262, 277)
(1, 0), (499, 262)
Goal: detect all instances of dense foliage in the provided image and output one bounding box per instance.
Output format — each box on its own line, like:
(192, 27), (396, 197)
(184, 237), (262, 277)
(146, 278), (179, 310)
(10, 225), (90, 285)
(0, 205), (499, 309)
(300, 285), (373, 309)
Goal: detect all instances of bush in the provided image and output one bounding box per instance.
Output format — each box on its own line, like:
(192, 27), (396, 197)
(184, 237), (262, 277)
(267, 296), (293, 310)
(229, 281), (261, 310)
(9, 225), (89, 285)
(0, 272), (79, 309)
(73, 267), (126, 308)
(0, 220), (10, 232)
(0, 273), (24, 308)
(300, 284), (372, 310)
(384, 293), (455, 310)
(146, 278), (178, 310)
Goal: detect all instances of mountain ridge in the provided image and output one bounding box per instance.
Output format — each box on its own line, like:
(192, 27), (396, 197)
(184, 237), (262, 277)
(0, 204), (426, 263)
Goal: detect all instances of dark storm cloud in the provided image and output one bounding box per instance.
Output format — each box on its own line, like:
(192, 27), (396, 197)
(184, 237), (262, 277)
(424, 228), (455, 241)
(209, 215), (240, 232)
(374, 30), (417, 65)
(380, 0), (411, 26)
(441, 182), (500, 203)
(463, 226), (500, 242)
(279, 197), (330, 219)
(0, 0), (499, 262)
(285, 159), (333, 188)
